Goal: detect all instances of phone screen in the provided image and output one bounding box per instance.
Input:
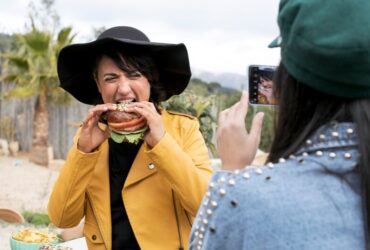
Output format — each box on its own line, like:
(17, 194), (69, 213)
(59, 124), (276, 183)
(248, 65), (277, 106)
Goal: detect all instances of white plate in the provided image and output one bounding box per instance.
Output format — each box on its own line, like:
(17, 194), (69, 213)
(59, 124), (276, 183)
(58, 237), (88, 250)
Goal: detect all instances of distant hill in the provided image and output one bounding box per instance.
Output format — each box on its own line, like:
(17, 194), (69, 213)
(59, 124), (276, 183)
(191, 68), (247, 90)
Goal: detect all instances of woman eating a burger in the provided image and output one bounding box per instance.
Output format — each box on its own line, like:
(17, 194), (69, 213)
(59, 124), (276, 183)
(48, 26), (212, 250)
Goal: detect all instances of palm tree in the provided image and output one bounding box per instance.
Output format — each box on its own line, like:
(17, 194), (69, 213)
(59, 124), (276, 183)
(0, 22), (74, 166)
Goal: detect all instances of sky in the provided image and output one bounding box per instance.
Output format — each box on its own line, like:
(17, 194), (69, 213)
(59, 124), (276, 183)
(0, 0), (281, 76)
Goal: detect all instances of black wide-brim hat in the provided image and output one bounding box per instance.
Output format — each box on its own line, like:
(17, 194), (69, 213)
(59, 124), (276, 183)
(57, 26), (191, 105)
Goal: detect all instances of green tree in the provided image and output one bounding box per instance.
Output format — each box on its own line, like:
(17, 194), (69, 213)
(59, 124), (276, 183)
(0, 0), (75, 166)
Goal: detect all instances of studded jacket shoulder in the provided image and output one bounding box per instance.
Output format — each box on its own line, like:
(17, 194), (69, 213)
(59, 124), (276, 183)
(190, 122), (366, 250)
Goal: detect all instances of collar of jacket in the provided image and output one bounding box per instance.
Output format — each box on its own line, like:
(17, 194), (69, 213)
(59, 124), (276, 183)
(294, 122), (358, 173)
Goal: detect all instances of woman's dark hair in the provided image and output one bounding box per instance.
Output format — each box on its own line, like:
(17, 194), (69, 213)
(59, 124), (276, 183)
(92, 48), (167, 110)
(259, 68), (274, 81)
(268, 62), (370, 245)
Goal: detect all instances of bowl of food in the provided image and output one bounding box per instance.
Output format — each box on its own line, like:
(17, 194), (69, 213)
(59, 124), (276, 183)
(10, 228), (59, 250)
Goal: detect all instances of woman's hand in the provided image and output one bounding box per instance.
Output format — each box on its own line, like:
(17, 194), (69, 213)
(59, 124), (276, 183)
(125, 102), (165, 148)
(78, 104), (115, 153)
(216, 91), (264, 171)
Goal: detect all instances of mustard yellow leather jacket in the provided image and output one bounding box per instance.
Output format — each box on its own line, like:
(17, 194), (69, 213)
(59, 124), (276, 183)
(48, 111), (212, 250)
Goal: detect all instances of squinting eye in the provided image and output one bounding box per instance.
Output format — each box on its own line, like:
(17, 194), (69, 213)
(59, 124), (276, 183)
(128, 71), (142, 78)
(105, 76), (118, 82)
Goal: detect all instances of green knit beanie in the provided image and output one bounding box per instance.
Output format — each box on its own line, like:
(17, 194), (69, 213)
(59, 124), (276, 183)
(269, 0), (370, 98)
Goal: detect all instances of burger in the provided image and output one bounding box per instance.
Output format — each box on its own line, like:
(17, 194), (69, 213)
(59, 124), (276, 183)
(105, 102), (148, 144)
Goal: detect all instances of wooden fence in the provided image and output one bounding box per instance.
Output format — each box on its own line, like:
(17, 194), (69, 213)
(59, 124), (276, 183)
(0, 83), (90, 159)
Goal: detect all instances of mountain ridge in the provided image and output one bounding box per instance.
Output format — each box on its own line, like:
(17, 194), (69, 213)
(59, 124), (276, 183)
(191, 68), (247, 91)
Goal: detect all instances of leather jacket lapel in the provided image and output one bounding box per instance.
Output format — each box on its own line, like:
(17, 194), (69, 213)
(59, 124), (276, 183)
(124, 143), (157, 189)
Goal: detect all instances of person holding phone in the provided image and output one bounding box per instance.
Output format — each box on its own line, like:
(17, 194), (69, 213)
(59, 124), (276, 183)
(190, 0), (370, 249)
(48, 26), (212, 250)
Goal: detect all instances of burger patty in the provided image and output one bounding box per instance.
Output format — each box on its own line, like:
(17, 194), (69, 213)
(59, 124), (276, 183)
(106, 110), (147, 132)
(106, 110), (140, 123)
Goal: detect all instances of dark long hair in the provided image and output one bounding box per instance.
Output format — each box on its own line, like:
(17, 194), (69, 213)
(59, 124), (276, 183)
(268, 62), (370, 246)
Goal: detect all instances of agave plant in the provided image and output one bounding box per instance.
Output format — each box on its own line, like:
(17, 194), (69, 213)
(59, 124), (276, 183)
(163, 91), (218, 157)
(0, 21), (75, 166)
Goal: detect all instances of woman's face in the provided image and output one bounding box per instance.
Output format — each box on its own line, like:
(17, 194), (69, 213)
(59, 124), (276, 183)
(260, 77), (273, 89)
(95, 55), (151, 104)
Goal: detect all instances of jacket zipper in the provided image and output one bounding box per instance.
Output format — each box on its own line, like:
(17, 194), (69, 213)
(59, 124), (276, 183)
(86, 191), (108, 250)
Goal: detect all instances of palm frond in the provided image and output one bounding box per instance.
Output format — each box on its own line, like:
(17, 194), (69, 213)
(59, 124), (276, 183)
(55, 28), (75, 57)
(38, 74), (58, 87)
(1, 86), (36, 99)
(23, 30), (51, 56)
(0, 68), (31, 85)
(1, 54), (29, 71)
(1, 74), (18, 83)
(0, 23), (75, 104)
(68, 33), (77, 44)
(57, 27), (72, 45)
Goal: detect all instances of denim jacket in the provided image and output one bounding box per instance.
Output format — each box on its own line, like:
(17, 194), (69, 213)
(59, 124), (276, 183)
(190, 122), (366, 250)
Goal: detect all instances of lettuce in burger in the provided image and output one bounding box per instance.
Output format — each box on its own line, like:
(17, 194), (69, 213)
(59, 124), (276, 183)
(105, 102), (148, 144)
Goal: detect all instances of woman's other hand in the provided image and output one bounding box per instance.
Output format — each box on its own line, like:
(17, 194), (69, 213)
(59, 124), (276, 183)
(216, 91), (264, 171)
(78, 104), (115, 153)
(125, 101), (165, 148)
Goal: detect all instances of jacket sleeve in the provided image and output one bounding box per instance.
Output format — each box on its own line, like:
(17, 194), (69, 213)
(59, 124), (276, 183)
(145, 117), (213, 216)
(48, 130), (101, 228)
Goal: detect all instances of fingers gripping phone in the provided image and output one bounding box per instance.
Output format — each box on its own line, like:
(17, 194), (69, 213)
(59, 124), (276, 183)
(248, 65), (277, 106)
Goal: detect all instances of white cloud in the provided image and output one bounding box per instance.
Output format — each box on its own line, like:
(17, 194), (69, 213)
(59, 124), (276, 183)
(0, 0), (281, 75)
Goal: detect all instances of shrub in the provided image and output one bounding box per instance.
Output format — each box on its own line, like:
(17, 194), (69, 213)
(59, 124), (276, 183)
(22, 211), (50, 226)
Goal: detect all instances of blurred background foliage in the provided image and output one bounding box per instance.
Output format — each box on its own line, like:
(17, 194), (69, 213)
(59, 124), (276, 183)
(163, 78), (276, 157)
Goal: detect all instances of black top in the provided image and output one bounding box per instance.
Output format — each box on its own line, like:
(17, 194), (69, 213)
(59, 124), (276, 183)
(108, 139), (142, 250)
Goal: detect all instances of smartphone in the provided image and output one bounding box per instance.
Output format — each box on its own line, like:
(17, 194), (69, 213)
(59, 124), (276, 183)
(248, 65), (277, 106)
